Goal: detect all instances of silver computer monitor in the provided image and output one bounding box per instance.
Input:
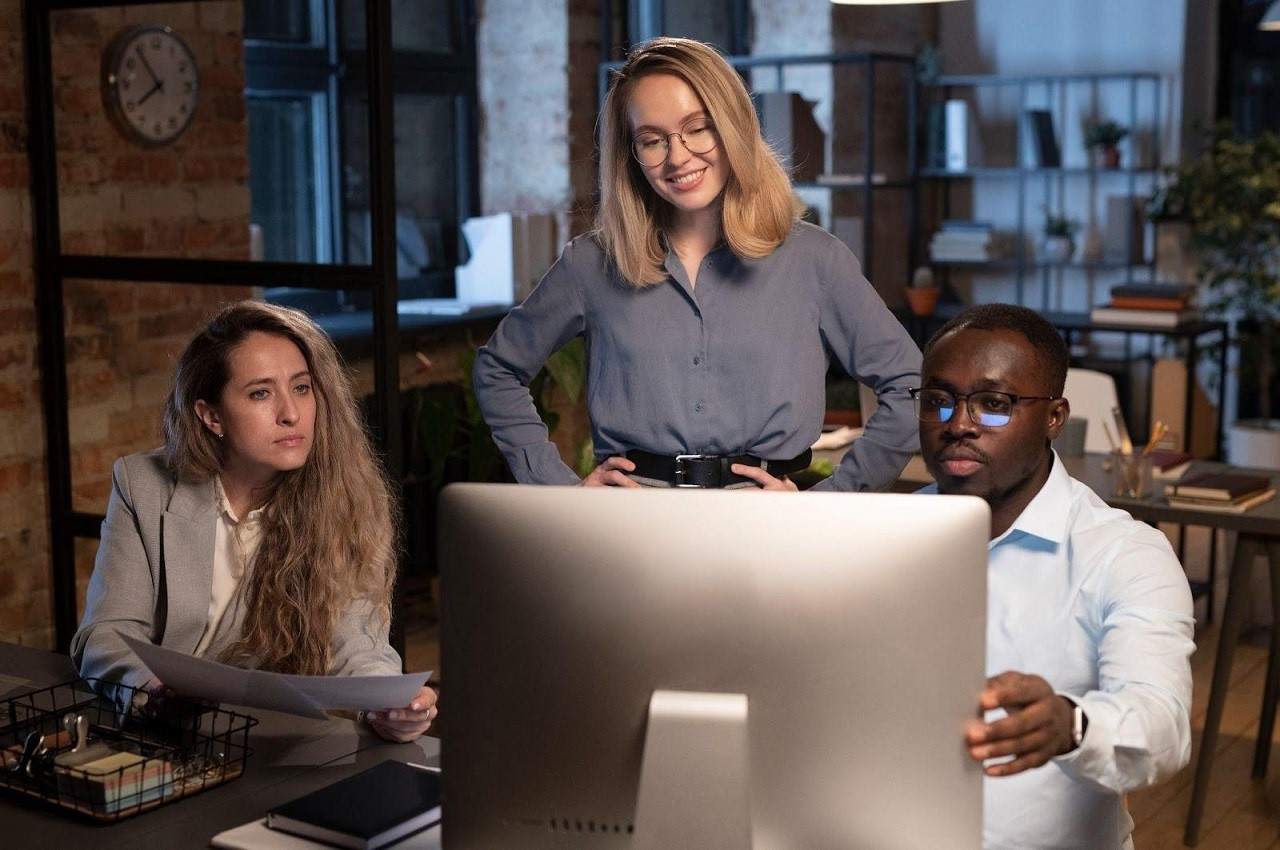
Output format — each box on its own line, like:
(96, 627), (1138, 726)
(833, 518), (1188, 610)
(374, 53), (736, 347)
(439, 485), (989, 849)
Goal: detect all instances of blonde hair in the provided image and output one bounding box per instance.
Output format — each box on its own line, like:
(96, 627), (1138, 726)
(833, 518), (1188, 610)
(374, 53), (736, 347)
(162, 300), (398, 675)
(595, 37), (805, 287)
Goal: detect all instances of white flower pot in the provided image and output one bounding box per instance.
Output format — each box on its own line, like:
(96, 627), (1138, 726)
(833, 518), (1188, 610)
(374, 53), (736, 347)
(1042, 236), (1074, 264)
(1228, 419), (1280, 469)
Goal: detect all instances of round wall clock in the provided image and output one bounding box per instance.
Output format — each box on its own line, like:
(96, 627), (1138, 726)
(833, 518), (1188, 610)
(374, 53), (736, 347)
(101, 25), (200, 146)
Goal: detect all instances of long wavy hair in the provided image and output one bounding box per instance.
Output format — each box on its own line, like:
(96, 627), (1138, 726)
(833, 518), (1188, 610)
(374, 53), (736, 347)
(162, 301), (398, 675)
(596, 37), (805, 287)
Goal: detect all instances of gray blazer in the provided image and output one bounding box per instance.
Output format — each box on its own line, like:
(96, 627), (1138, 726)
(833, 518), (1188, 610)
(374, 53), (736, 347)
(71, 450), (403, 693)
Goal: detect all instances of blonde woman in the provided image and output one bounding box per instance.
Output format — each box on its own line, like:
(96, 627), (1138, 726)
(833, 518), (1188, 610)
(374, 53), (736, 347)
(474, 37), (921, 490)
(72, 301), (436, 742)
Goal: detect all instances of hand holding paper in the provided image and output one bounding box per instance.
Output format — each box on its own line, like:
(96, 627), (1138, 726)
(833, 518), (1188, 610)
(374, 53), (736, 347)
(119, 634), (430, 721)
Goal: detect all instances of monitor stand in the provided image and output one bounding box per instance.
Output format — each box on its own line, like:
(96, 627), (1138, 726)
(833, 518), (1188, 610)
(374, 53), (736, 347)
(633, 690), (752, 849)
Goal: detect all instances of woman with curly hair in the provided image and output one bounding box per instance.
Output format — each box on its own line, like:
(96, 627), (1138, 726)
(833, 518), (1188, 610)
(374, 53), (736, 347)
(73, 300), (434, 742)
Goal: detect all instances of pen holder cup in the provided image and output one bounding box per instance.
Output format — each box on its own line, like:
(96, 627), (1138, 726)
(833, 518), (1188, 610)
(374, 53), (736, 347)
(1111, 450), (1154, 499)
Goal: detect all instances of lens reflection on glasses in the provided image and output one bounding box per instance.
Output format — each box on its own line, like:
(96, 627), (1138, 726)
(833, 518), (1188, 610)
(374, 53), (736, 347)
(916, 389), (1015, 428)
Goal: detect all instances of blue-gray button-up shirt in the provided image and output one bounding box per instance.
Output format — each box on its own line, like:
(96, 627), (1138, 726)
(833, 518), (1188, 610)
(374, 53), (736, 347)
(473, 221), (922, 491)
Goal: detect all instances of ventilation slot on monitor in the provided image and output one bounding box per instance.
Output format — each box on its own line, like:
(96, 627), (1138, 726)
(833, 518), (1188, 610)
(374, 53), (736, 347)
(546, 816), (635, 834)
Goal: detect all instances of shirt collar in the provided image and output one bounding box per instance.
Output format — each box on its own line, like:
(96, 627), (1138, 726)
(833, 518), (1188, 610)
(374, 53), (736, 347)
(992, 451), (1071, 548)
(213, 476), (265, 525)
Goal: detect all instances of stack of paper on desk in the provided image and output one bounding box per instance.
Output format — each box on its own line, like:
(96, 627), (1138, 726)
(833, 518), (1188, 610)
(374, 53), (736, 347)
(120, 634), (429, 720)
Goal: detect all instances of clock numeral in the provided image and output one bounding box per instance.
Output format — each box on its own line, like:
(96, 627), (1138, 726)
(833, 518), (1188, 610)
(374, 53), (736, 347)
(180, 103), (188, 114)
(178, 61), (187, 73)
(121, 80), (130, 91)
(125, 57), (135, 70)
(153, 122), (162, 136)
(168, 116), (177, 129)
(125, 101), (135, 112)
(184, 81), (193, 94)
(150, 37), (161, 50)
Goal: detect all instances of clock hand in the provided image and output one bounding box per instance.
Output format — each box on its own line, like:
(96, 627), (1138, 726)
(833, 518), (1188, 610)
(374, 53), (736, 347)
(136, 80), (163, 107)
(135, 45), (163, 92)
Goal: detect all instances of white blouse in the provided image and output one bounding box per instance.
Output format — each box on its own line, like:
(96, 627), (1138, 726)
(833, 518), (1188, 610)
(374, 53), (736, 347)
(192, 477), (264, 657)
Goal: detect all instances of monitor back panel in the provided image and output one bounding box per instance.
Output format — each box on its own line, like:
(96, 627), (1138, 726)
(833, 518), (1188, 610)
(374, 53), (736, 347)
(440, 485), (988, 850)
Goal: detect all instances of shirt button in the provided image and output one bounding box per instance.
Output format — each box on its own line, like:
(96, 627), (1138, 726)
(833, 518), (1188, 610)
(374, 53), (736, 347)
(694, 402), (705, 413)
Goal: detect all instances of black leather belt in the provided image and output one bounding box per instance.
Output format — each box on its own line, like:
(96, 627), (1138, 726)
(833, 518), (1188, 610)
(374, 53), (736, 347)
(624, 449), (812, 488)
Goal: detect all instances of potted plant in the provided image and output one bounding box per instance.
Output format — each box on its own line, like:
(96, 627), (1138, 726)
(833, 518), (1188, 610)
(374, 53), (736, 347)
(1085, 120), (1129, 169)
(1150, 124), (1280, 466)
(904, 265), (940, 317)
(1041, 211), (1079, 264)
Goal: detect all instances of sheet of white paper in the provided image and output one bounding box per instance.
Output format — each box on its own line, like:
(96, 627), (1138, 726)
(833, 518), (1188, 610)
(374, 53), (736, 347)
(120, 634), (429, 719)
(455, 212), (514, 306)
(399, 298), (471, 316)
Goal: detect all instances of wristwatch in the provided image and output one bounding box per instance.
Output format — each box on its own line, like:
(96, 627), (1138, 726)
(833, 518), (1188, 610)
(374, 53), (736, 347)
(1069, 700), (1089, 750)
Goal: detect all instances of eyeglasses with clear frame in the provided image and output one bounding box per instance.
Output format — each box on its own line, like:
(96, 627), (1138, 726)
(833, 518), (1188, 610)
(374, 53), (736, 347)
(631, 118), (719, 168)
(908, 387), (1060, 428)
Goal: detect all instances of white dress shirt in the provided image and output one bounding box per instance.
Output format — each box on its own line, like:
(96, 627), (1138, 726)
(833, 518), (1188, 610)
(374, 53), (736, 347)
(192, 477), (264, 657)
(925, 451), (1194, 849)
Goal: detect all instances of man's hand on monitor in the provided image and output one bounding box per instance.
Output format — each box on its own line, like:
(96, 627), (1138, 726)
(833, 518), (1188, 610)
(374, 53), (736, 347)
(963, 671), (1074, 777)
(581, 456), (641, 487)
(367, 685), (439, 742)
(729, 464), (798, 491)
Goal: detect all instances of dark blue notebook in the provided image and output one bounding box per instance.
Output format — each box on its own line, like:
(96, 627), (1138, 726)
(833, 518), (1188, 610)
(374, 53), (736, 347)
(267, 760), (442, 849)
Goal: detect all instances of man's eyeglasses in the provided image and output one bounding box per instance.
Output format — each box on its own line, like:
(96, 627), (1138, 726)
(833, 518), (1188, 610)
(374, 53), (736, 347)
(908, 387), (1059, 428)
(632, 119), (719, 168)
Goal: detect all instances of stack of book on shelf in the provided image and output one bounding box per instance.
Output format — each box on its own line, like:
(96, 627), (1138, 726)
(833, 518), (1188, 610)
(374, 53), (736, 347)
(1090, 284), (1200, 329)
(1165, 471), (1276, 513)
(930, 221), (1009, 263)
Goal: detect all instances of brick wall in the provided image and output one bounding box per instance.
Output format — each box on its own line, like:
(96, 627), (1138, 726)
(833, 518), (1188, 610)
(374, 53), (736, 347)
(0, 1), (250, 647)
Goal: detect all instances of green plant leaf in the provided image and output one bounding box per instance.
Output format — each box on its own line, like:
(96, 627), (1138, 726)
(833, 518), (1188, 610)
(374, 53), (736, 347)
(575, 435), (596, 479)
(545, 338), (587, 404)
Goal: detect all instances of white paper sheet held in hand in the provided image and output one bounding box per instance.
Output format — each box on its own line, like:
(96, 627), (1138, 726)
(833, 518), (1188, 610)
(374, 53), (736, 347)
(120, 633), (430, 720)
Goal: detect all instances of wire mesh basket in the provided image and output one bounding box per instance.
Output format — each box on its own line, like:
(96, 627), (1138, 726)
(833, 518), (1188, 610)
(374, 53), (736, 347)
(0, 677), (257, 822)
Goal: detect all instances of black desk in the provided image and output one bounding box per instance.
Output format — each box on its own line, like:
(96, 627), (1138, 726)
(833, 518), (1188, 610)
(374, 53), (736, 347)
(0, 644), (440, 849)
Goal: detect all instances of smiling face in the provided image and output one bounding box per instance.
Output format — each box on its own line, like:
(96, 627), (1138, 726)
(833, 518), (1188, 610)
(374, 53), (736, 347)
(626, 73), (728, 221)
(920, 328), (1069, 531)
(195, 331), (317, 486)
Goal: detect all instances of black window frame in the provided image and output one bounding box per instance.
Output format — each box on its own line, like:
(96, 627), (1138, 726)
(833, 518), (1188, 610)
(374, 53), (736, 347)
(245, 0), (479, 313)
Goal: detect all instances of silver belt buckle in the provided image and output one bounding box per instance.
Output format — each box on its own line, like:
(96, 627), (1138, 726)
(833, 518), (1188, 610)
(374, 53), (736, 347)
(673, 454), (709, 488)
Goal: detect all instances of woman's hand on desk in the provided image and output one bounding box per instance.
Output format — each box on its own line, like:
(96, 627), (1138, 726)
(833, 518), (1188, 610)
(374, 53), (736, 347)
(729, 464), (798, 491)
(581, 456), (641, 488)
(366, 685), (438, 742)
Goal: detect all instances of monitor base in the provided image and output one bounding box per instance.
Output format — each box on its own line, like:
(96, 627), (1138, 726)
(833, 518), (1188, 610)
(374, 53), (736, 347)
(633, 689), (752, 849)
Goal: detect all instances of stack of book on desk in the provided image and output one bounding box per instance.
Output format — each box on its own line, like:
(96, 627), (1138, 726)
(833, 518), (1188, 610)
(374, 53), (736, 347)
(929, 221), (1009, 263)
(1148, 450), (1193, 480)
(1090, 284), (1200, 329)
(1165, 471), (1276, 513)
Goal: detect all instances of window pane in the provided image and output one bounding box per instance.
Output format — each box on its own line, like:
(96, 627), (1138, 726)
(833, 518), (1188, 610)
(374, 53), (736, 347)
(342, 0), (455, 53)
(341, 93), (458, 297)
(248, 96), (320, 262)
(244, 0), (314, 43)
(666, 3), (734, 54)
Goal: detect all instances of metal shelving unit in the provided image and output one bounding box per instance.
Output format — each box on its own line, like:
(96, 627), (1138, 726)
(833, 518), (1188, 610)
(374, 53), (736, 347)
(918, 71), (1162, 308)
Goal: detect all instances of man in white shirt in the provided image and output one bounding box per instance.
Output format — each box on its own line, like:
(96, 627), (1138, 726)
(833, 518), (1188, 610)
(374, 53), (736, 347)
(915, 304), (1195, 850)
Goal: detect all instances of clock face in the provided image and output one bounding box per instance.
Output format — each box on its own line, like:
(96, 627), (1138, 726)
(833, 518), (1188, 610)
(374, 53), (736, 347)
(103, 26), (199, 146)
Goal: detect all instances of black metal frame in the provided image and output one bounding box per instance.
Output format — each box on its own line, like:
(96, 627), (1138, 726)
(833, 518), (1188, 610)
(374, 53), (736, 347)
(597, 50), (919, 286)
(25, 0), (404, 657)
